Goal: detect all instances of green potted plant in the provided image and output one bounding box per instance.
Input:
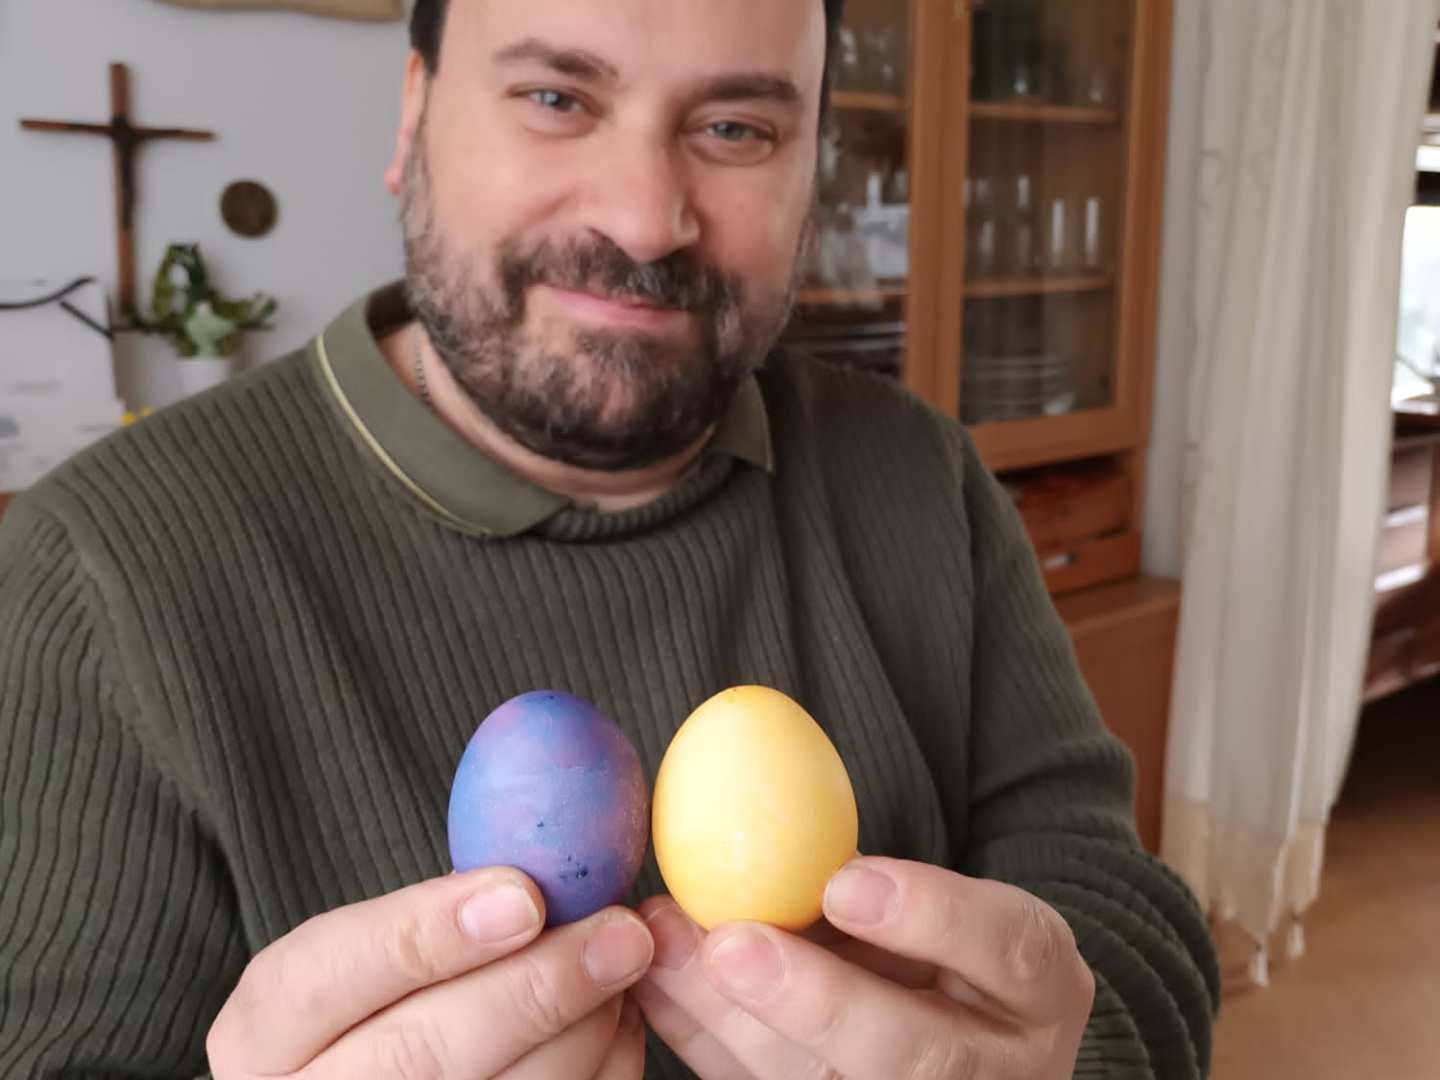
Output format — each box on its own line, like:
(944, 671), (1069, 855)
(129, 243), (278, 397)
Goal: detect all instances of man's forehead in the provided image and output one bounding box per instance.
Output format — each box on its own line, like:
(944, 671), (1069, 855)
(451, 0), (827, 88)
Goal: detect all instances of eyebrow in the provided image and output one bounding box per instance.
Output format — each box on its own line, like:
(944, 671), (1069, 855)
(492, 37), (802, 109)
(691, 74), (802, 108)
(492, 38), (620, 82)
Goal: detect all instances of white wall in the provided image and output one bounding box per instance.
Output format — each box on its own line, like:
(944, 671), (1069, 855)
(0, 0), (410, 408)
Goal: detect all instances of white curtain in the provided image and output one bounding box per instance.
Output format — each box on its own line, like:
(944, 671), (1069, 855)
(1156, 0), (1437, 984)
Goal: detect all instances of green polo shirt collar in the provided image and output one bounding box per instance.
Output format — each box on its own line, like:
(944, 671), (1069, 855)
(311, 283), (773, 537)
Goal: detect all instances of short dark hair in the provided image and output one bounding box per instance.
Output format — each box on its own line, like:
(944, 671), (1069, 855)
(409, 0), (847, 118)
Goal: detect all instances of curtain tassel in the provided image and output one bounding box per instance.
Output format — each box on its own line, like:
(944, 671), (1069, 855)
(1248, 939), (1271, 987)
(1287, 912), (1307, 959)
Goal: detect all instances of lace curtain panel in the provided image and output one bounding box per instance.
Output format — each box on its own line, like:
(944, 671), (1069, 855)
(1155, 0), (1438, 985)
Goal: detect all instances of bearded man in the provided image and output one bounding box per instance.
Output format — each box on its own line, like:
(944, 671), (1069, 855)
(0, 2), (1217, 1077)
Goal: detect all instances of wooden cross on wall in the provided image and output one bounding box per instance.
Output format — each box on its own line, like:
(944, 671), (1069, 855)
(19, 63), (216, 317)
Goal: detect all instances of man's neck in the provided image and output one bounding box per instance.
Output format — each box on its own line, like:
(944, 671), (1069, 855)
(380, 324), (711, 514)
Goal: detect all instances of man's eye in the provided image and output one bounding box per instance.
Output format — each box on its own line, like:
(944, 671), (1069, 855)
(708, 121), (765, 143)
(527, 89), (583, 113)
(697, 120), (778, 164)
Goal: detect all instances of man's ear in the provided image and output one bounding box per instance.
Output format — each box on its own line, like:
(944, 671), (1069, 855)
(384, 51), (429, 196)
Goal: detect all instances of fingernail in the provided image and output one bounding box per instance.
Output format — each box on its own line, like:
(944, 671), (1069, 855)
(460, 883), (540, 943)
(645, 904), (701, 970)
(824, 864), (897, 926)
(583, 917), (654, 987)
(708, 928), (781, 1001)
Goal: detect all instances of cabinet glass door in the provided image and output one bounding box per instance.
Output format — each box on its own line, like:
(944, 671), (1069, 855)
(784, 0), (913, 380)
(961, 0), (1135, 428)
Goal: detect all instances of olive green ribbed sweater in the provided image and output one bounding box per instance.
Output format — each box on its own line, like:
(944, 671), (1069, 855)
(0, 310), (1218, 1078)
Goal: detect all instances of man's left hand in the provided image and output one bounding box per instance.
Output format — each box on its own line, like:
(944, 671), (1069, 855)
(634, 856), (1094, 1079)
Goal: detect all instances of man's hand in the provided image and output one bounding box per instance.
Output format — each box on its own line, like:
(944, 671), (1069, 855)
(633, 856), (1094, 1079)
(207, 868), (651, 1079)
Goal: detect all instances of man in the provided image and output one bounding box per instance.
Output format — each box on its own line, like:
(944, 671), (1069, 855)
(0, 1), (1218, 1077)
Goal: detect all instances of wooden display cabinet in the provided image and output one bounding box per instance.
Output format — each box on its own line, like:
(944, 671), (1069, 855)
(792, 0), (1171, 466)
(788, 0), (1172, 593)
(1057, 576), (1179, 853)
(788, 0), (1178, 852)
(1365, 416), (1440, 702)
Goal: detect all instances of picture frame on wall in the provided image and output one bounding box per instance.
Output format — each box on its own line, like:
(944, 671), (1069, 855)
(151, 0), (404, 21)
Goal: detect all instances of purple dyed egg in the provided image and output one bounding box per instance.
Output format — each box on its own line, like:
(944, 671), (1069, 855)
(447, 691), (650, 926)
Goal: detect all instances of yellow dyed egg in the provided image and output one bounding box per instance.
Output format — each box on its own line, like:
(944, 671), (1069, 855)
(652, 686), (859, 931)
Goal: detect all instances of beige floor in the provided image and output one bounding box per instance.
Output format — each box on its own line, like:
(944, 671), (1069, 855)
(1208, 677), (1440, 1080)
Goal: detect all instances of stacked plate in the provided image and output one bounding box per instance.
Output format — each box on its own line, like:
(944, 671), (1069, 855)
(961, 353), (1076, 424)
(787, 320), (906, 379)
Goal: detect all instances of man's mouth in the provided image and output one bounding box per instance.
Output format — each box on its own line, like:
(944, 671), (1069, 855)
(537, 284), (692, 330)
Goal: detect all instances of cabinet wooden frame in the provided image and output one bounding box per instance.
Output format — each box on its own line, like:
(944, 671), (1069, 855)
(900, 0), (1174, 475)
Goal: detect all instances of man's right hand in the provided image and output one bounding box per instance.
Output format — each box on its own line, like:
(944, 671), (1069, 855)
(206, 868), (652, 1079)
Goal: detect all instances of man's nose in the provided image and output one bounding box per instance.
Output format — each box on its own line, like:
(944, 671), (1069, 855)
(579, 140), (702, 268)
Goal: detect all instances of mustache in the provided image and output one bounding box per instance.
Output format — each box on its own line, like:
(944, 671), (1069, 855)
(497, 235), (741, 313)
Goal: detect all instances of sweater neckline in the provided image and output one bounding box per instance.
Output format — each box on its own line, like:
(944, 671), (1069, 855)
(310, 282), (774, 541)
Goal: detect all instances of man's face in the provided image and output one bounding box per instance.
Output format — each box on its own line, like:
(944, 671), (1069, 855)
(389, 0), (825, 471)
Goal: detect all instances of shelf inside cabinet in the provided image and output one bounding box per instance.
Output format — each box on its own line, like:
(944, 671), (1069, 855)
(831, 90), (908, 114)
(963, 275), (1111, 300)
(970, 102), (1122, 126)
(797, 284), (908, 307)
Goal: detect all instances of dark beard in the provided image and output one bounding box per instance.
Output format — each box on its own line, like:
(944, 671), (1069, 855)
(399, 134), (799, 472)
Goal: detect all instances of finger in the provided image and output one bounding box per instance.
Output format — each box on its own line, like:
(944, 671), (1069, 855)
(591, 994), (648, 1080)
(701, 921), (993, 1080)
(649, 897), (935, 991)
(634, 898), (744, 1075)
(826, 935), (938, 989)
(822, 856), (1091, 1023)
(497, 997), (623, 1080)
(637, 898), (808, 1080)
(303, 906), (654, 1078)
(207, 868), (544, 1073)
(630, 977), (753, 1080)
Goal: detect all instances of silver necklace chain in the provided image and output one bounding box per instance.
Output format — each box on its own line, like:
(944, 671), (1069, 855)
(412, 329), (433, 412)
